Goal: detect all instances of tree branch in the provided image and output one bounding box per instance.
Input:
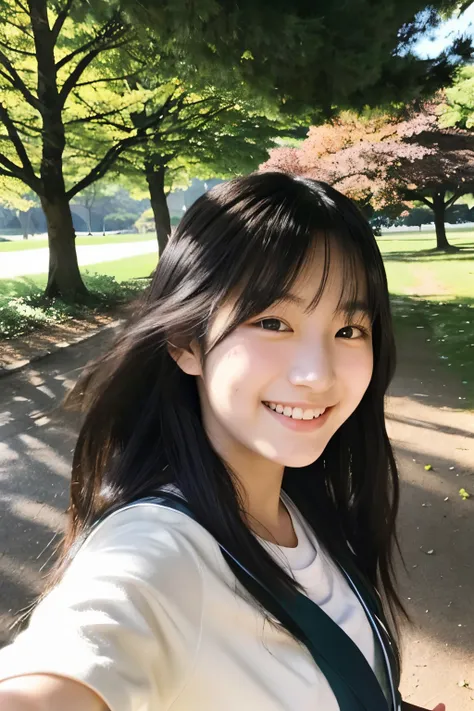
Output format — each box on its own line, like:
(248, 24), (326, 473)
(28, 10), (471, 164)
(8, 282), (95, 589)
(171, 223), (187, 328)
(12, 0), (28, 13)
(4, 18), (34, 38)
(0, 102), (37, 181)
(0, 39), (35, 56)
(416, 195), (434, 208)
(64, 104), (135, 128)
(10, 118), (42, 133)
(58, 38), (130, 107)
(0, 49), (40, 109)
(75, 70), (142, 88)
(66, 133), (148, 199)
(459, 0), (474, 14)
(445, 191), (463, 208)
(0, 166), (19, 179)
(158, 103), (235, 139)
(55, 11), (125, 70)
(0, 151), (26, 180)
(64, 91), (141, 129)
(51, 0), (75, 42)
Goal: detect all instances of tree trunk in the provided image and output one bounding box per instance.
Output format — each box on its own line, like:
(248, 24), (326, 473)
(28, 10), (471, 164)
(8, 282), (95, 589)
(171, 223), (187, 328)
(19, 210), (31, 240)
(432, 192), (451, 250)
(28, 0), (88, 301)
(42, 195), (88, 301)
(145, 161), (171, 258)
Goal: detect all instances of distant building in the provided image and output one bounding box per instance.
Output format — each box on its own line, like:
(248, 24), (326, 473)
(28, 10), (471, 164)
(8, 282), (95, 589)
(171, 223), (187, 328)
(167, 178), (225, 219)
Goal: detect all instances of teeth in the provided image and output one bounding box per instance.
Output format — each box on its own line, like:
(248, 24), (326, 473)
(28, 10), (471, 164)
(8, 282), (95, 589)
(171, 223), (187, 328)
(265, 403), (327, 420)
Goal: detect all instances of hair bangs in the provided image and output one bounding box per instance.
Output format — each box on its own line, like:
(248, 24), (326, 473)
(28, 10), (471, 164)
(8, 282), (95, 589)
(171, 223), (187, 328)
(203, 190), (380, 350)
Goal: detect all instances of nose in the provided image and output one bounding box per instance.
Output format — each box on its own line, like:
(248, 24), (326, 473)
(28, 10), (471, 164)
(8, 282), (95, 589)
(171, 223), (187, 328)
(287, 343), (335, 391)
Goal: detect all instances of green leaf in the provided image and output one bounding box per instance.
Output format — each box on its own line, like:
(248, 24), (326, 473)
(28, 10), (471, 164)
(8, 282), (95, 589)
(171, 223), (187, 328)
(240, 50), (254, 61)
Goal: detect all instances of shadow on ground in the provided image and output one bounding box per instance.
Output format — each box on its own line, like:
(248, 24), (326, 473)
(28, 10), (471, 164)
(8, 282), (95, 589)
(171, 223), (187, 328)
(390, 294), (474, 410)
(0, 329), (115, 645)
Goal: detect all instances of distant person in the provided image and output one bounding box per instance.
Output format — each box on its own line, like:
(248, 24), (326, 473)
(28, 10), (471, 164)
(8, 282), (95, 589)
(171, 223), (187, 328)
(0, 173), (445, 711)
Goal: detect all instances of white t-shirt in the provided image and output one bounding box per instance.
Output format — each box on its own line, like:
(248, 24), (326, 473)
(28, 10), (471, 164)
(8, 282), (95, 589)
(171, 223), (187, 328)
(0, 492), (388, 711)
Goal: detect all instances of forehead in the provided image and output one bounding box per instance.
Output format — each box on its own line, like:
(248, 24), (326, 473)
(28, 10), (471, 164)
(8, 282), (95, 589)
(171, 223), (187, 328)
(284, 246), (368, 308)
(206, 243), (368, 345)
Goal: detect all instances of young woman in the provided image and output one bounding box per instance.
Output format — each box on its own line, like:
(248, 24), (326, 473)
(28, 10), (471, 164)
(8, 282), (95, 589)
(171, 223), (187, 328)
(0, 173), (445, 711)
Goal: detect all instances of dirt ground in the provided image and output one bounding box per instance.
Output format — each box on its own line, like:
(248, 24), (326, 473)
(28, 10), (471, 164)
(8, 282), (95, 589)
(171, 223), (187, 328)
(0, 312), (120, 371)
(388, 326), (474, 710)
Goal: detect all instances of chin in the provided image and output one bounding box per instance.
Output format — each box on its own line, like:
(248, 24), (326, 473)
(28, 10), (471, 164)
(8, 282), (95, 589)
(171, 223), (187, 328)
(269, 448), (325, 469)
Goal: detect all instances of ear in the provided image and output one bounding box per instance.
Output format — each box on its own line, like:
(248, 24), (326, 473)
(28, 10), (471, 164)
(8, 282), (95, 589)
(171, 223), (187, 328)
(168, 341), (202, 376)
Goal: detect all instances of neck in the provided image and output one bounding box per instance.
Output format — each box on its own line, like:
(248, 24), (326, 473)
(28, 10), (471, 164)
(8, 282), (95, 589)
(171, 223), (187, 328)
(223, 448), (297, 547)
(200, 402), (297, 546)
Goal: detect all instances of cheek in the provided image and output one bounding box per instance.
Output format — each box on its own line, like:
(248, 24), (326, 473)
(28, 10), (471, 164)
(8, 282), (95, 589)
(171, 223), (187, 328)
(204, 342), (270, 414)
(338, 345), (373, 396)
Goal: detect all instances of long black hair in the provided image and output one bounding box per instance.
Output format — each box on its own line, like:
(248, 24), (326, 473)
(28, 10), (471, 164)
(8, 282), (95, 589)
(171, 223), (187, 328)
(41, 172), (405, 662)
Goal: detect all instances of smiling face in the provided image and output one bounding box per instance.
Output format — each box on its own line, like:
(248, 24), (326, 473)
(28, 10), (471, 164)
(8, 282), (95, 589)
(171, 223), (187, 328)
(174, 247), (374, 476)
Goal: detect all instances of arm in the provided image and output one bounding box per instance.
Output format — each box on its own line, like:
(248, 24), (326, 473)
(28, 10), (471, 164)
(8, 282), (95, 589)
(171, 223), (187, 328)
(0, 674), (109, 711)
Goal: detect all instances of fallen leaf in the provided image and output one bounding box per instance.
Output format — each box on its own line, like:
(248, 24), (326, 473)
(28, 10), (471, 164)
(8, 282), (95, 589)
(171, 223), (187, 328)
(459, 488), (471, 500)
(424, 464), (433, 471)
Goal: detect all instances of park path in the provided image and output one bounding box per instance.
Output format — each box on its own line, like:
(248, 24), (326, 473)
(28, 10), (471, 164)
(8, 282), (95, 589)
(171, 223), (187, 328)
(0, 240), (157, 278)
(0, 325), (473, 707)
(385, 326), (474, 709)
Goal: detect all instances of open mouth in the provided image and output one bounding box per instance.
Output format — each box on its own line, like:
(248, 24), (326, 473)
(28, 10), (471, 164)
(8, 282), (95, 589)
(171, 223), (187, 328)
(262, 402), (329, 421)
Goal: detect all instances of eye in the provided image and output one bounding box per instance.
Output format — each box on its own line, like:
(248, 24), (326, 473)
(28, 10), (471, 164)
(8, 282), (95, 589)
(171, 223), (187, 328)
(336, 325), (368, 339)
(254, 318), (291, 332)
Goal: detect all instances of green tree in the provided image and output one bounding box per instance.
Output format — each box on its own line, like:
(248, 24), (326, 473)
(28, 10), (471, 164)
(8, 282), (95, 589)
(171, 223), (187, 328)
(440, 64), (474, 129)
(98, 59), (295, 255)
(0, 178), (38, 238)
(70, 182), (121, 235)
(116, 0), (473, 116)
(0, 0), (165, 299)
(403, 206), (434, 230)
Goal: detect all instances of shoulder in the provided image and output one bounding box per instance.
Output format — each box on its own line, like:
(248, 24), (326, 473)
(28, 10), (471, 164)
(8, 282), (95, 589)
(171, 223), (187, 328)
(0, 503), (216, 711)
(69, 501), (224, 592)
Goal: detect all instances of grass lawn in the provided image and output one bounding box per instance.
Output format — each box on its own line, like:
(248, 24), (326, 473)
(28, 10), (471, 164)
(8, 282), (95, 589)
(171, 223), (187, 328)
(377, 233), (474, 298)
(83, 253), (158, 281)
(377, 232), (474, 409)
(0, 232), (156, 252)
(0, 253), (157, 295)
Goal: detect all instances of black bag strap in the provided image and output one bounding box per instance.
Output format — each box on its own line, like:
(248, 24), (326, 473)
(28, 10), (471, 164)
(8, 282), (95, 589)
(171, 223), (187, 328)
(116, 492), (400, 711)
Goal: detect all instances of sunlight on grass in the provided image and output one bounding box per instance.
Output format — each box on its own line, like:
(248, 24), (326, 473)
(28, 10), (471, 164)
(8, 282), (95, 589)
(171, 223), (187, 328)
(381, 232), (474, 408)
(377, 234), (474, 299)
(0, 232), (156, 253)
(83, 252), (158, 281)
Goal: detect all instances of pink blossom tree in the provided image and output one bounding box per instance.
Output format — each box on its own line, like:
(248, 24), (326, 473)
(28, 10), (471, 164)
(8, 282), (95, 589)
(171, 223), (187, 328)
(260, 102), (474, 250)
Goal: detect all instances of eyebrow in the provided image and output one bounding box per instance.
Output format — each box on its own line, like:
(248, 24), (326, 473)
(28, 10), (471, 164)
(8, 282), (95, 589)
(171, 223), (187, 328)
(335, 299), (371, 318)
(277, 294), (370, 317)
